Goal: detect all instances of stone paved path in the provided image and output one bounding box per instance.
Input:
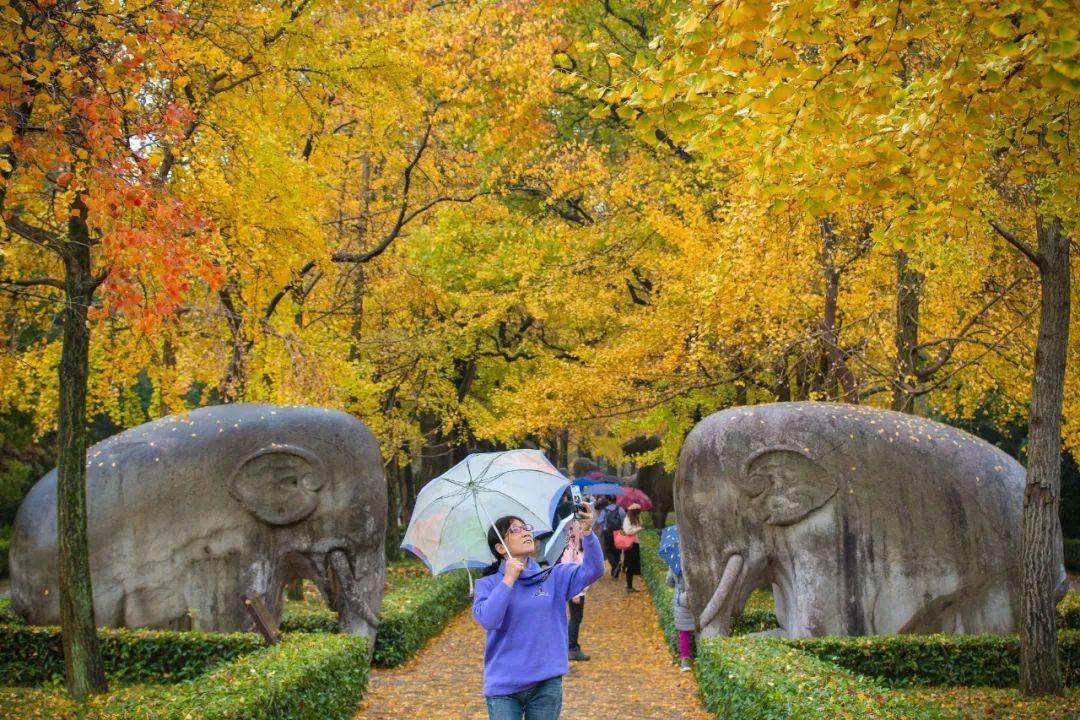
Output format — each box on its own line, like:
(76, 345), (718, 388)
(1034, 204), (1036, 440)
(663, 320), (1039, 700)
(355, 562), (711, 719)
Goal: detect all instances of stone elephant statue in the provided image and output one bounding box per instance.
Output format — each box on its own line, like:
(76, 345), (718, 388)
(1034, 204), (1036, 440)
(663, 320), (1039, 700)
(621, 435), (674, 529)
(11, 403), (386, 642)
(675, 402), (1067, 639)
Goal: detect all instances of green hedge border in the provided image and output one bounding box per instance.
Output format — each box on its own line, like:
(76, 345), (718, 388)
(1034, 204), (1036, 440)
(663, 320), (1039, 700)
(793, 630), (1080, 688)
(697, 635), (947, 720)
(0, 627), (368, 719)
(280, 569), (473, 667)
(0, 623), (261, 685)
(110, 633), (369, 720)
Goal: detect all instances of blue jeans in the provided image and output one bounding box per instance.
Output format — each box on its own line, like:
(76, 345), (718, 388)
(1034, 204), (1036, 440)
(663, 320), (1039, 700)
(485, 676), (563, 720)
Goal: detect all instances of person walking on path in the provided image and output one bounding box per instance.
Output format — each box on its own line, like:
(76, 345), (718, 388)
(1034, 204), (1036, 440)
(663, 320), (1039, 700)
(665, 567), (695, 671)
(599, 497), (625, 578)
(472, 504), (605, 720)
(620, 503), (644, 593)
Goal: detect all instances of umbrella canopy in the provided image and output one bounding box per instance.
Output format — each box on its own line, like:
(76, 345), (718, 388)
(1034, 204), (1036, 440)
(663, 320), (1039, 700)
(616, 486), (653, 510)
(571, 472), (605, 488)
(579, 482), (624, 496)
(540, 513), (575, 566)
(400, 449), (569, 575)
(658, 524), (681, 576)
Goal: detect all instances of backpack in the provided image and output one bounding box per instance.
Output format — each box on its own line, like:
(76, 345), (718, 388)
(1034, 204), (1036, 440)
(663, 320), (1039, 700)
(604, 505), (624, 532)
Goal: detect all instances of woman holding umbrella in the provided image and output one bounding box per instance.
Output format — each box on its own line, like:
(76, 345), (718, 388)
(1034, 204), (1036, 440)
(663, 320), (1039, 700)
(473, 502), (604, 719)
(619, 503), (645, 592)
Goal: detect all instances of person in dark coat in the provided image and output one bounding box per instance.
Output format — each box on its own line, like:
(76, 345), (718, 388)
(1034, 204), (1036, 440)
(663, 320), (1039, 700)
(599, 496), (625, 578)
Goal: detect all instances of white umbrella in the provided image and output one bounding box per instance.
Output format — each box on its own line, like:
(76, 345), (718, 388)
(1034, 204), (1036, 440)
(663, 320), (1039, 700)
(400, 449), (569, 576)
(540, 513), (576, 566)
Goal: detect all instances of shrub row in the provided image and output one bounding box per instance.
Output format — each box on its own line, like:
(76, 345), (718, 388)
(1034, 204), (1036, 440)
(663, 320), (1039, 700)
(638, 529), (678, 652)
(1066, 538), (1080, 573)
(792, 630), (1080, 688)
(0, 597), (23, 625)
(1061, 592), (1080, 630)
(0, 623), (262, 685)
(372, 570), (472, 666)
(696, 636), (946, 720)
(111, 633), (369, 720)
(280, 569), (473, 667)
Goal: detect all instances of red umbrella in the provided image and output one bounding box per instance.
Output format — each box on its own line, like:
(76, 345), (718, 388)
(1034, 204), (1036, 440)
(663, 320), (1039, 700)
(616, 486), (652, 510)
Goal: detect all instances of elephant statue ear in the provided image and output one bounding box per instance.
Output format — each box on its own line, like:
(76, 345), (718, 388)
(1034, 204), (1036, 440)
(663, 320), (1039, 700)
(742, 448), (837, 526)
(228, 445), (327, 525)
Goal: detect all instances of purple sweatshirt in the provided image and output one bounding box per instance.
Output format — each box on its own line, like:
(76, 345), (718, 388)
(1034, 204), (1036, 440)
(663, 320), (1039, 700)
(472, 531), (604, 696)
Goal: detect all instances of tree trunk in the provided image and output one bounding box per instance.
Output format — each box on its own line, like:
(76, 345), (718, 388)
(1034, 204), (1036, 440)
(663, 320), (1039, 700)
(385, 456), (403, 561)
(348, 152), (371, 361)
(58, 204), (107, 698)
(1020, 215), (1069, 696)
(892, 250), (923, 413)
(816, 220), (858, 402)
(158, 333), (177, 416)
(218, 282), (248, 401)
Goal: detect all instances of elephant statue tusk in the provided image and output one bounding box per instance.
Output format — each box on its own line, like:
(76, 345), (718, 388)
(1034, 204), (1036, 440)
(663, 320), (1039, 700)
(699, 553), (744, 634)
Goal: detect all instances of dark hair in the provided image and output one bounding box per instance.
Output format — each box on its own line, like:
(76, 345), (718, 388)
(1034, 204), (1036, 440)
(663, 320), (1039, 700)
(627, 507), (641, 523)
(481, 515), (523, 577)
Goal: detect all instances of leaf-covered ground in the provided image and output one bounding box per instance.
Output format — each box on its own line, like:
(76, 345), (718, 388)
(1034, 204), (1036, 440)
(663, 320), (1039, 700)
(353, 562), (712, 719)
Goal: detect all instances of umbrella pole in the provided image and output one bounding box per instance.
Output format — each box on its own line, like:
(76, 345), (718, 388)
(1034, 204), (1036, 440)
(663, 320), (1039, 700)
(476, 497), (514, 563)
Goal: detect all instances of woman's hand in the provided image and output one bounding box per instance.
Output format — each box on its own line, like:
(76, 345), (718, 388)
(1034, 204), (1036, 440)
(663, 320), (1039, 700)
(577, 501), (595, 533)
(502, 558), (526, 587)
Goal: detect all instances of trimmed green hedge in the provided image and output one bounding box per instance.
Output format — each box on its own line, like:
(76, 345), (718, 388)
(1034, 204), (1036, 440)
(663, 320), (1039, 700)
(792, 630), (1080, 688)
(696, 636), (946, 720)
(279, 569), (473, 667)
(1061, 592), (1080, 630)
(279, 604), (338, 634)
(638, 530), (678, 653)
(1066, 538), (1080, 572)
(111, 633), (369, 720)
(0, 597), (23, 625)
(0, 624), (262, 685)
(372, 570), (471, 666)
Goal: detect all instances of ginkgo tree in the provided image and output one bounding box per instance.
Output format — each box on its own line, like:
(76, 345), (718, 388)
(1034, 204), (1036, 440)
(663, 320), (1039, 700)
(599, 0), (1077, 694)
(0, 0), (226, 697)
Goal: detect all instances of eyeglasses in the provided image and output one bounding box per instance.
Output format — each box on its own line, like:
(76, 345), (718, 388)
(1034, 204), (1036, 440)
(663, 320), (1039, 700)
(506, 524), (534, 535)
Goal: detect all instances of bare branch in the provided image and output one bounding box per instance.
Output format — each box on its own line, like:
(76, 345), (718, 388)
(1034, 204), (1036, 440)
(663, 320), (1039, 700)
(4, 216), (63, 254)
(0, 276), (65, 291)
(989, 219), (1040, 267)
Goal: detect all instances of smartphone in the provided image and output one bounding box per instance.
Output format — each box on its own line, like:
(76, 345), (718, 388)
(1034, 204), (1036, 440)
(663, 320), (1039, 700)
(570, 486), (586, 517)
